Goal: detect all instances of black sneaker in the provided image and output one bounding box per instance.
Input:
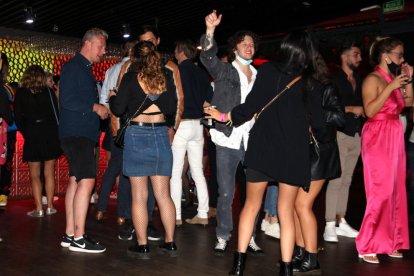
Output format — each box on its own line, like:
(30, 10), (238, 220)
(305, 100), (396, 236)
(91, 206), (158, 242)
(247, 237), (264, 256)
(148, 224), (162, 241)
(158, 241), (178, 257)
(213, 237), (228, 256)
(60, 233), (73, 248)
(127, 244), (151, 260)
(118, 219), (135, 241)
(69, 234), (106, 253)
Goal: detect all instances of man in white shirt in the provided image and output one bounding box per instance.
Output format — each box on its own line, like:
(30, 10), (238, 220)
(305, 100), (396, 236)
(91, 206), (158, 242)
(200, 10), (263, 256)
(96, 41), (138, 241)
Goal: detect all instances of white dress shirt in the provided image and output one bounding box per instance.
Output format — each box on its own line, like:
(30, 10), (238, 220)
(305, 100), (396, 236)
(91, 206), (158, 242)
(210, 61), (257, 150)
(99, 57), (130, 106)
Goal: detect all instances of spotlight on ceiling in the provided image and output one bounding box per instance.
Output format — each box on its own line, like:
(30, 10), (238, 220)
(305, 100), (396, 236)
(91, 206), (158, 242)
(360, 5), (381, 12)
(122, 24), (131, 38)
(302, 1), (311, 7)
(24, 7), (35, 24)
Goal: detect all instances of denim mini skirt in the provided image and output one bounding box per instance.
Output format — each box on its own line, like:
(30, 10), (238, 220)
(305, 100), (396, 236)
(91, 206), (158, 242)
(123, 125), (173, 177)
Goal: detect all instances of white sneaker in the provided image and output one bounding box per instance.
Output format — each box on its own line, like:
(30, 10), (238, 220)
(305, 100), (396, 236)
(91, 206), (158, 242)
(336, 218), (359, 238)
(42, 196), (59, 205)
(323, 221), (338, 242)
(261, 219), (270, 232)
(264, 222), (280, 239)
(90, 193), (98, 204)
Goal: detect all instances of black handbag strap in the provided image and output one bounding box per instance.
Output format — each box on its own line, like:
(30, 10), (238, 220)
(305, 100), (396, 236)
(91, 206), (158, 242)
(124, 94), (149, 126)
(47, 88), (59, 126)
(256, 76), (301, 119)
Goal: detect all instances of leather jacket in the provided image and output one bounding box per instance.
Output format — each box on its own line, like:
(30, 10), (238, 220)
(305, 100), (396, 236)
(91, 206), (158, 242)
(311, 83), (345, 143)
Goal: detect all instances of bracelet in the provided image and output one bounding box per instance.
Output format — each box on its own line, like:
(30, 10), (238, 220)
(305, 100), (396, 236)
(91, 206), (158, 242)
(220, 113), (225, 122)
(226, 112), (233, 126)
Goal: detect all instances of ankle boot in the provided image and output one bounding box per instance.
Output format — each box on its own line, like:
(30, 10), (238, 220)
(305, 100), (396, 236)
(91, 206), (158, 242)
(292, 245), (305, 269)
(294, 251), (321, 274)
(229, 252), (247, 275)
(279, 261), (293, 276)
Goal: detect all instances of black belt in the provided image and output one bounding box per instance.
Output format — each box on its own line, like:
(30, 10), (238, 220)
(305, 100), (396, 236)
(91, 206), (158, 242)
(130, 121), (167, 127)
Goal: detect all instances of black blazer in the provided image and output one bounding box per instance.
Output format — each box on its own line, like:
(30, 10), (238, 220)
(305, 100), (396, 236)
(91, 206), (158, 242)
(231, 62), (310, 188)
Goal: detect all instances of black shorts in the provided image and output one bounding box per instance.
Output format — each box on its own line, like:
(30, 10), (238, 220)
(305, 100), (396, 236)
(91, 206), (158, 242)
(61, 136), (96, 182)
(246, 167), (275, 183)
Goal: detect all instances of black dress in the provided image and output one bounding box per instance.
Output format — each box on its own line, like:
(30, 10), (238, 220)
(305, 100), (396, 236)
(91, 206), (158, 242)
(231, 62), (310, 188)
(14, 87), (62, 162)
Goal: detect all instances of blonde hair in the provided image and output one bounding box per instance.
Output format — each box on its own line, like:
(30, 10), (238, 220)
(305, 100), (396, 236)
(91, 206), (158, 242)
(369, 36), (403, 66)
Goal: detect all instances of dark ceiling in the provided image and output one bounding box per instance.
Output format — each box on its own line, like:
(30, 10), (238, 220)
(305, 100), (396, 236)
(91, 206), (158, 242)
(0, 0), (387, 47)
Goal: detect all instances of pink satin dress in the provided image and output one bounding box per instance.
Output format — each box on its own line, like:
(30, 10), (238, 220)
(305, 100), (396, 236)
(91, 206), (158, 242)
(356, 67), (410, 255)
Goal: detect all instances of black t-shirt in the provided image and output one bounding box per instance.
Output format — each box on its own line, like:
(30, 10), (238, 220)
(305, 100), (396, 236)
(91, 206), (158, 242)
(179, 59), (213, 119)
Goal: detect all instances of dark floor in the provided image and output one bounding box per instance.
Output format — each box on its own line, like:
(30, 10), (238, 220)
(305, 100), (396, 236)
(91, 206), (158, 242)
(0, 168), (413, 276)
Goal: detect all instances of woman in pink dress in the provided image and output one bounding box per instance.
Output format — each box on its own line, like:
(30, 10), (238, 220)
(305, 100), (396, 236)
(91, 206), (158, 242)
(356, 37), (412, 264)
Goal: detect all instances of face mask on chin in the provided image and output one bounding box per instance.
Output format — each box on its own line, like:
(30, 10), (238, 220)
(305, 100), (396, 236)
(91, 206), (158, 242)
(235, 53), (253, 65)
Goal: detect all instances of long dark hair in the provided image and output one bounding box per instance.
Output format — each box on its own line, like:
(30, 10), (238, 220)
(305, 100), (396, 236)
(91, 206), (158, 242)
(129, 41), (166, 94)
(276, 32), (328, 88)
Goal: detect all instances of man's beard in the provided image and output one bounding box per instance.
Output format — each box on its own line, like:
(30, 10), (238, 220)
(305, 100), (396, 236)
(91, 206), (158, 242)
(348, 62), (359, 71)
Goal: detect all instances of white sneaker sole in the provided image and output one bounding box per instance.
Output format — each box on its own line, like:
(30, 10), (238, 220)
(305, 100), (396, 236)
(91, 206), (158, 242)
(323, 235), (338, 243)
(61, 242), (71, 248)
(69, 246), (106, 253)
(336, 228), (358, 238)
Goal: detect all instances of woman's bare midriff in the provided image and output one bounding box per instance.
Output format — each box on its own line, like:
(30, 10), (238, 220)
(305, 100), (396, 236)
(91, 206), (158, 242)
(131, 103), (165, 123)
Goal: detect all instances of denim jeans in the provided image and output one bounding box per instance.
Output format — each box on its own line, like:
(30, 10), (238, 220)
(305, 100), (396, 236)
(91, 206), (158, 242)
(263, 184), (278, 217)
(97, 140), (123, 212)
(216, 144), (245, 240)
(97, 139), (155, 220)
(170, 120), (209, 219)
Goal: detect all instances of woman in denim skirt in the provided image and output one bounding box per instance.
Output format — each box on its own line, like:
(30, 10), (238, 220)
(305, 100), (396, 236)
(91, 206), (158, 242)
(109, 41), (178, 259)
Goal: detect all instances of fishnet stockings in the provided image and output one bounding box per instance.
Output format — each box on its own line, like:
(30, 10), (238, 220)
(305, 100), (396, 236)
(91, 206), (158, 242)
(130, 175), (176, 245)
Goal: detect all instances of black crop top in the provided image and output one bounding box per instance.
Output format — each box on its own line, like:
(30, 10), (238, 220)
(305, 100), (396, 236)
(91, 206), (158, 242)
(109, 71), (177, 126)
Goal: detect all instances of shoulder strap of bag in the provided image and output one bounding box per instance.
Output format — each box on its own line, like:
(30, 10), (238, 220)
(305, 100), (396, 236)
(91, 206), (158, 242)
(47, 88), (59, 126)
(124, 94), (149, 126)
(256, 76), (301, 119)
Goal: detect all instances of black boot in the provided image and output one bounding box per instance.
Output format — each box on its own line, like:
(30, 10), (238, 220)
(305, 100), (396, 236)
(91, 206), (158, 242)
(293, 251), (321, 274)
(279, 261), (293, 276)
(158, 241), (178, 257)
(292, 245), (305, 270)
(229, 252), (247, 275)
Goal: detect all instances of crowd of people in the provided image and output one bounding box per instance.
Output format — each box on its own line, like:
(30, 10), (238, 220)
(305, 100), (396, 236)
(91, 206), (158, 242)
(0, 10), (412, 275)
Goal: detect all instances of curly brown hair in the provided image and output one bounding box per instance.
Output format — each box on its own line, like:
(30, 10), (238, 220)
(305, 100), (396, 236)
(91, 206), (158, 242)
(129, 41), (166, 94)
(20, 65), (47, 93)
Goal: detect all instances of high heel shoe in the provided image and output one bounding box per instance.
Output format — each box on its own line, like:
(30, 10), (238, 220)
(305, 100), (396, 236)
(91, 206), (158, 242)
(388, 250), (403, 258)
(358, 254), (380, 264)
(279, 261), (293, 276)
(229, 252), (246, 275)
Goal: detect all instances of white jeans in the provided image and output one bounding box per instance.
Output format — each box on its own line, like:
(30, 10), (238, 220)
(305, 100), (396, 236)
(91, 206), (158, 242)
(170, 120), (209, 219)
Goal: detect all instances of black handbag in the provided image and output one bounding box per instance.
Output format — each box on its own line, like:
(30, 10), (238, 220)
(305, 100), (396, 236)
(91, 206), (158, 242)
(114, 95), (148, 148)
(309, 133), (341, 181)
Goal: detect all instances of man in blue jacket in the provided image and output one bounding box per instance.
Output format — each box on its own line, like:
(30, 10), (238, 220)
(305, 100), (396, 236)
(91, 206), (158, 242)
(59, 28), (109, 253)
